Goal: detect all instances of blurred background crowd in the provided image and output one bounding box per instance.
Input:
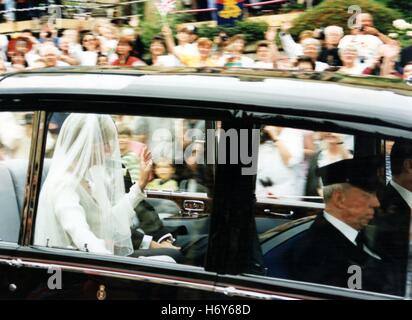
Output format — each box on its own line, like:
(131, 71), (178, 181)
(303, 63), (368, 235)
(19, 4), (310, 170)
(0, 1), (409, 199)
(0, 0), (410, 81)
(0, 111), (358, 200)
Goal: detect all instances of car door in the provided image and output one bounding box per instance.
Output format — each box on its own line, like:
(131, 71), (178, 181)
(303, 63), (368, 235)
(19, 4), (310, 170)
(211, 114), (411, 300)
(0, 109), (37, 298)
(0, 94), (233, 300)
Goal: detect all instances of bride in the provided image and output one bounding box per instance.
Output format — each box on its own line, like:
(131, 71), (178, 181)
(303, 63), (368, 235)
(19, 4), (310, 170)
(34, 113), (178, 258)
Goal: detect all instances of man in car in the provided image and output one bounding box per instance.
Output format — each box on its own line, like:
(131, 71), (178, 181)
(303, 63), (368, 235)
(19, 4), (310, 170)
(372, 141), (412, 296)
(287, 157), (389, 293)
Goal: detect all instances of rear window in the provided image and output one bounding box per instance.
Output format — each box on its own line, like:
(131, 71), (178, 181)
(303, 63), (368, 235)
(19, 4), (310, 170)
(254, 123), (412, 298)
(0, 111), (34, 243)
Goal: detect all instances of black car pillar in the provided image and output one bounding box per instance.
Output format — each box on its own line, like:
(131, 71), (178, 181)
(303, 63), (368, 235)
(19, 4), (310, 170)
(205, 118), (265, 275)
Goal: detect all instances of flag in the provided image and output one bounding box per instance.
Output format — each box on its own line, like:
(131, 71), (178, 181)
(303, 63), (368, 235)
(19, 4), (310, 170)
(155, 0), (177, 17)
(215, 0), (244, 26)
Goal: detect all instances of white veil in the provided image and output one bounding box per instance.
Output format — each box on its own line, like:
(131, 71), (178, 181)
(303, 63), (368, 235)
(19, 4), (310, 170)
(36, 113), (134, 256)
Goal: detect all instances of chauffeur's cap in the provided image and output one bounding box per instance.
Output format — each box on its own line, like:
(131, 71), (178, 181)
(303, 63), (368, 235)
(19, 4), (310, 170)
(317, 157), (381, 193)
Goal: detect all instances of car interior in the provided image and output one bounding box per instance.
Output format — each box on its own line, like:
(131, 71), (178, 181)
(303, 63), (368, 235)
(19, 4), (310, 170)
(0, 157), (296, 250)
(2, 109), (410, 299)
(0, 113), (369, 255)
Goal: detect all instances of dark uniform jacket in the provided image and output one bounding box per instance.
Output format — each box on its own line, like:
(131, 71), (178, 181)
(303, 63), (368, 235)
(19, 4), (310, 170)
(287, 214), (389, 294)
(122, 164), (186, 249)
(372, 183), (411, 296)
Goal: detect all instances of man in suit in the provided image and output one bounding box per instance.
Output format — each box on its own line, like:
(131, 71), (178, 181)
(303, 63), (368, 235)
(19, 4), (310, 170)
(372, 141), (412, 296)
(287, 157), (389, 293)
(124, 164), (209, 266)
(119, 163), (183, 261)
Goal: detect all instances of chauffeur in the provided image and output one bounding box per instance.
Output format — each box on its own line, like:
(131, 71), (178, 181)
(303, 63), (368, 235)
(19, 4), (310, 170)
(287, 157), (390, 293)
(372, 140), (412, 296)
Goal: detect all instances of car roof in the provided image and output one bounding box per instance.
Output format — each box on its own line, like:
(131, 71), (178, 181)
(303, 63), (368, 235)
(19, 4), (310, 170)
(1, 67), (411, 137)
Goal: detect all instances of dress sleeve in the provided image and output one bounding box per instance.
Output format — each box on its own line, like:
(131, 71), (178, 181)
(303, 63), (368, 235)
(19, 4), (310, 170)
(280, 33), (303, 59)
(54, 185), (111, 254)
(103, 182), (146, 237)
(126, 183), (146, 211)
(281, 129), (304, 167)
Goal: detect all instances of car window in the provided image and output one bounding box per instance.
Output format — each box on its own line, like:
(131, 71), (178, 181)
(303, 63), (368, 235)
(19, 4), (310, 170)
(33, 112), (214, 269)
(256, 127), (354, 202)
(254, 124), (412, 298)
(0, 111), (34, 244)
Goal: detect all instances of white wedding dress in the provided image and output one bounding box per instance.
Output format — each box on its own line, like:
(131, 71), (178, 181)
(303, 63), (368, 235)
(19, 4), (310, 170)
(34, 114), (143, 256)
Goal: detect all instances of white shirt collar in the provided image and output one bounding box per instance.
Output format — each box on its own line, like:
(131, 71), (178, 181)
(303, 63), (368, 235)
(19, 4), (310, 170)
(323, 211), (359, 245)
(323, 211), (382, 260)
(390, 180), (412, 209)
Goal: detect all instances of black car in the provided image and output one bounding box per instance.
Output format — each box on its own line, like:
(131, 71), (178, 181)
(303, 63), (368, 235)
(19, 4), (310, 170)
(0, 67), (411, 300)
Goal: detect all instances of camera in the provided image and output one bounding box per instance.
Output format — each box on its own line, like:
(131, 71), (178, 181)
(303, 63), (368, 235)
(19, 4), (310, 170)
(315, 28), (325, 41)
(220, 34), (229, 42)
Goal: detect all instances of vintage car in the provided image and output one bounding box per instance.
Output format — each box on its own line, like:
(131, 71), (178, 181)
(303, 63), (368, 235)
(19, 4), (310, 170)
(0, 67), (411, 300)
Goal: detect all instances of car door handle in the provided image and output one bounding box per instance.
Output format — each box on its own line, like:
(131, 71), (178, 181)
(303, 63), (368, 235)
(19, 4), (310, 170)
(264, 209), (294, 218)
(217, 286), (296, 300)
(7, 259), (23, 268)
(220, 286), (272, 299)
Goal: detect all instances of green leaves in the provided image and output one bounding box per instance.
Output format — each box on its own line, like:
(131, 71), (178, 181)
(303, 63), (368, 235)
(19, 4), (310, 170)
(290, 0), (402, 38)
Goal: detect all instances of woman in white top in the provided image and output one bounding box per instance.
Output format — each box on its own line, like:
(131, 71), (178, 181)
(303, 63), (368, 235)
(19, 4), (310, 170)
(317, 132), (353, 168)
(149, 36), (181, 67)
(256, 126), (304, 198)
(75, 33), (101, 66)
(338, 44), (367, 76)
(253, 40), (277, 69)
(34, 114), (154, 256)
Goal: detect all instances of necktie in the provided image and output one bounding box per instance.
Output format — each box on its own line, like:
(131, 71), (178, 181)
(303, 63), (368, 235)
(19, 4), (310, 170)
(409, 209), (412, 241)
(356, 230), (382, 260)
(355, 231), (364, 249)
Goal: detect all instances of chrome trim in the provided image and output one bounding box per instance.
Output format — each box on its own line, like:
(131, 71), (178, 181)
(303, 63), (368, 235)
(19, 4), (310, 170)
(20, 111), (48, 246)
(7, 258), (23, 268)
(214, 285), (298, 300)
(0, 256), (298, 299)
(264, 209), (294, 218)
(0, 257), (217, 294)
(145, 190), (209, 199)
(183, 200), (205, 215)
(256, 196), (325, 209)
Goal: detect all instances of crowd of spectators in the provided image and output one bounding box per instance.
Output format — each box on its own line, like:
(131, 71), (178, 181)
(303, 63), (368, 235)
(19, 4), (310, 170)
(0, 112), (212, 196)
(0, 12), (411, 82)
(256, 127), (354, 200)
(1, 111), (358, 202)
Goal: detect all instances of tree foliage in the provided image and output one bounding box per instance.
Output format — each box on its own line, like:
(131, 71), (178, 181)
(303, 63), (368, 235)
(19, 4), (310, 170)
(290, 0), (402, 37)
(387, 0), (412, 16)
(197, 20), (268, 43)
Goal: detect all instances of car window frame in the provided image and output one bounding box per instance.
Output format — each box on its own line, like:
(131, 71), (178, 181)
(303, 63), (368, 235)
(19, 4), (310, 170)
(246, 122), (409, 299)
(0, 101), (225, 299)
(9, 98), (228, 274)
(2, 84), (411, 300)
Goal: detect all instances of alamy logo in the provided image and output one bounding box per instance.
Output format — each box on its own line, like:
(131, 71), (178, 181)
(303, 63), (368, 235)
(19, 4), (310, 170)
(347, 5), (362, 29)
(47, 5), (62, 30)
(47, 266), (62, 290)
(149, 127), (260, 176)
(347, 265), (362, 290)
